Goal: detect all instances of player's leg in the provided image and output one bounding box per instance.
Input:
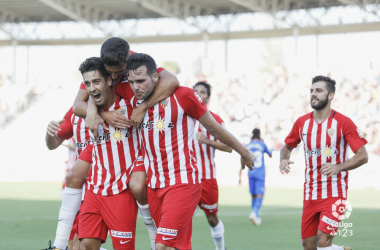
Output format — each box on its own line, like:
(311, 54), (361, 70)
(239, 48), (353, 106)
(248, 176), (260, 225)
(72, 234), (80, 250)
(199, 178), (225, 250)
(129, 169), (156, 249)
(53, 158), (91, 249)
(80, 238), (102, 250)
(250, 178), (265, 225)
(301, 200), (320, 250)
(302, 235), (317, 250)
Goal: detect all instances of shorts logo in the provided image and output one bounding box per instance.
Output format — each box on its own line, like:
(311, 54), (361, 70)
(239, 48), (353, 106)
(110, 230), (133, 239)
(194, 92), (203, 103)
(120, 240), (131, 244)
(200, 203), (218, 210)
(322, 215), (339, 228)
(157, 227), (178, 236)
(332, 199), (352, 220)
(162, 236), (175, 240)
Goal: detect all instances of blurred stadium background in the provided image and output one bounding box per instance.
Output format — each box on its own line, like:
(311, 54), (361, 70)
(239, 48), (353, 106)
(0, 0), (380, 249)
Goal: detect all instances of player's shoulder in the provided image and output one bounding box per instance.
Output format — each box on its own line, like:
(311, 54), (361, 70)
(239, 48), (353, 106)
(294, 112), (313, 125)
(332, 110), (352, 122)
(174, 86), (199, 98)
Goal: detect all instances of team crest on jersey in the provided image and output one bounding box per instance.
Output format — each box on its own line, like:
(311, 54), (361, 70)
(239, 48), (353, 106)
(327, 128), (335, 138)
(117, 107), (126, 115)
(160, 98), (169, 109)
(112, 129), (124, 143)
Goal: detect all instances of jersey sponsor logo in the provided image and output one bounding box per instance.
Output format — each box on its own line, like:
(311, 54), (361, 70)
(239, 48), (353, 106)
(120, 240), (131, 244)
(110, 230), (133, 238)
(327, 128), (335, 137)
(305, 147), (338, 158)
(160, 98), (169, 109)
(75, 140), (92, 149)
(112, 129), (124, 143)
(356, 128), (364, 138)
(200, 203), (218, 210)
(194, 92), (203, 103)
(157, 227), (178, 236)
(141, 119), (174, 131)
(321, 215), (339, 228)
(95, 131), (130, 144)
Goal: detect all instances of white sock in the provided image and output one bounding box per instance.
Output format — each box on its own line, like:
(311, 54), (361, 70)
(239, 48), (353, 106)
(210, 220), (225, 250)
(317, 247), (333, 250)
(53, 187), (82, 249)
(100, 248), (107, 250)
(332, 245), (344, 250)
(137, 201), (156, 250)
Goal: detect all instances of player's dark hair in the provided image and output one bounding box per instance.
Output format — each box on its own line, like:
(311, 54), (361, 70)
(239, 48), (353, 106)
(193, 81), (212, 97)
(312, 75), (336, 94)
(252, 128), (261, 140)
(126, 53), (157, 77)
(79, 57), (109, 80)
(100, 37), (130, 66)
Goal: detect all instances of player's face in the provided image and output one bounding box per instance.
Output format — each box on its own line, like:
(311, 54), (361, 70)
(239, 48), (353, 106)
(104, 62), (127, 81)
(83, 70), (112, 107)
(310, 81), (332, 110)
(194, 85), (210, 105)
(128, 65), (158, 100)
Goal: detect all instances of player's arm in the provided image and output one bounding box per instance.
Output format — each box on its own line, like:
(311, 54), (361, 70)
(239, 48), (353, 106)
(46, 119), (65, 150)
(279, 144), (294, 174)
(321, 145), (368, 177)
(198, 110), (254, 170)
(130, 69), (179, 127)
(196, 131), (232, 153)
(72, 89), (89, 119)
(61, 143), (76, 150)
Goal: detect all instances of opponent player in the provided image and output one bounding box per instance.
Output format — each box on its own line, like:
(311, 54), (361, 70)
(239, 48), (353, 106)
(123, 53), (255, 250)
(239, 128), (272, 226)
(77, 57), (141, 250)
(50, 37), (178, 249)
(45, 108), (92, 250)
(193, 81), (232, 250)
(279, 75), (368, 250)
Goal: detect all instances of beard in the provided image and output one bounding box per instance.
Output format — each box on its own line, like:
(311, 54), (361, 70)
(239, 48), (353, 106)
(311, 95), (328, 110)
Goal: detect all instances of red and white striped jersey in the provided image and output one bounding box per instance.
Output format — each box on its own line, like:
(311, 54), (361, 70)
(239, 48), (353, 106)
(86, 96), (140, 196)
(193, 112), (225, 180)
(285, 110), (367, 201)
(57, 107), (92, 159)
(129, 87), (208, 189)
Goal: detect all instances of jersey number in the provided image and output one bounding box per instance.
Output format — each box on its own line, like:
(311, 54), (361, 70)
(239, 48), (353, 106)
(253, 151), (263, 168)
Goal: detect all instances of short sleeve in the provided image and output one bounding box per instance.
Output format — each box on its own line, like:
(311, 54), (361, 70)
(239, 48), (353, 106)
(57, 107), (74, 140)
(157, 67), (165, 74)
(114, 82), (135, 102)
(78, 143), (93, 163)
(284, 119), (301, 148)
(174, 87), (207, 120)
(80, 81), (86, 90)
(343, 118), (367, 152)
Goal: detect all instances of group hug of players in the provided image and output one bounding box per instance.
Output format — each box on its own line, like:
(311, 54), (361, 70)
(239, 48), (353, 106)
(44, 37), (368, 250)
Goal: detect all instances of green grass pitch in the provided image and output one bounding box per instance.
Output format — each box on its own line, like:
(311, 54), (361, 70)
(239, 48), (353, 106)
(0, 182), (379, 249)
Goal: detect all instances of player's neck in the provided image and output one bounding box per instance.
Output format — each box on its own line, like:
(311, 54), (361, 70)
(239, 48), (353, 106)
(313, 106), (332, 123)
(100, 91), (118, 110)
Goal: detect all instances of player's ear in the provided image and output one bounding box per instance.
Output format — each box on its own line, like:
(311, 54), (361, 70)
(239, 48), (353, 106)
(107, 75), (112, 86)
(152, 72), (159, 86)
(328, 92), (335, 101)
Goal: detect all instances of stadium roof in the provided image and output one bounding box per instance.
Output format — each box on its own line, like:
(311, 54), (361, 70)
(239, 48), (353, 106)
(1, 0), (380, 45)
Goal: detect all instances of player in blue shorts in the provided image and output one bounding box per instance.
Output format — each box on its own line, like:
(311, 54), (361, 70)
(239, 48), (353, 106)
(240, 128), (272, 225)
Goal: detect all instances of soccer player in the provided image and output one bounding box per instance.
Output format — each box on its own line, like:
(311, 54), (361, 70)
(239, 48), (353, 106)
(124, 53), (255, 250)
(192, 81), (232, 250)
(50, 37), (179, 250)
(45, 108), (92, 250)
(279, 75), (368, 250)
(77, 57), (141, 250)
(241, 128), (272, 226)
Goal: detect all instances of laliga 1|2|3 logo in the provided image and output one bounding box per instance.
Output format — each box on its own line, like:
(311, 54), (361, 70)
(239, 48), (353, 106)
(331, 199), (354, 237)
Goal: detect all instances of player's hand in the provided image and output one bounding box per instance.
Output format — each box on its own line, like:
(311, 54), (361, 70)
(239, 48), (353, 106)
(196, 132), (207, 143)
(100, 110), (132, 129)
(241, 150), (255, 171)
(320, 163), (341, 177)
(130, 105), (146, 128)
(279, 160), (294, 174)
(86, 113), (108, 139)
(47, 119), (64, 137)
(238, 178), (242, 186)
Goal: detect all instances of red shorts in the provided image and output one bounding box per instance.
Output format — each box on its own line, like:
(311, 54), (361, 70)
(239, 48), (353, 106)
(147, 184), (202, 249)
(69, 212), (79, 241)
(301, 197), (346, 239)
(78, 189), (138, 250)
(198, 178), (219, 215)
(78, 144), (93, 163)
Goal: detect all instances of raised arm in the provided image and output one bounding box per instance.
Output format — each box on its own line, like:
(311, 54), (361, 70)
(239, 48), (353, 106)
(198, 110), (254, 170)
(321, 145), (368, 177)
(72, 89), (90, 119)
(130, 69), (179, 127)
(279, 144), (294, 174)
(46, 119), (65, 150)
